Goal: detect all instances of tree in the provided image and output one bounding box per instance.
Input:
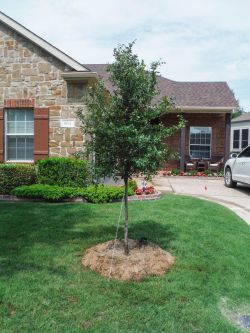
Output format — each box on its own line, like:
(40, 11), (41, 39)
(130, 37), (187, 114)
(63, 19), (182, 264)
(232, 106), (245, 119)
(78, 42), (184, 254)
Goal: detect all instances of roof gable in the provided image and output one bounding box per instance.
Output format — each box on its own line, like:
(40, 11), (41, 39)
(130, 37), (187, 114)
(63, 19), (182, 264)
(0, 11), (88, 72)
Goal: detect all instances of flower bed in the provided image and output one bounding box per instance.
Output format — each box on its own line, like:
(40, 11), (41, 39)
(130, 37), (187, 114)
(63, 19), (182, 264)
(129, 185), (161, 201)
(1, 181), (160, 203)
(160, 169), (224, 177)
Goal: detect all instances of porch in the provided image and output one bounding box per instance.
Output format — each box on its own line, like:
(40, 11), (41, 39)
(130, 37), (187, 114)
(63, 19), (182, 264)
(162, 111), (231, 171)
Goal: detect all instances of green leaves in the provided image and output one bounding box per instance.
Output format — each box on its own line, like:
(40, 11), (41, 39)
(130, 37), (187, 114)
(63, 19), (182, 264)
(37, 157), (90, 187)
(0, 164), (36, 194)
(11, 184), (135, 203)
(78, 42), (184, 180)
(11, 184), (77, 201)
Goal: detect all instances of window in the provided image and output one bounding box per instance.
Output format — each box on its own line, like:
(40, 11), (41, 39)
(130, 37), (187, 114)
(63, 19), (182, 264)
(232, 128), (250, 150)
(242, 129), (249, 149)
(67, 82), (87, 103)
(233, 129), (240, 149)
(190, 127), (211, 158)
(5, 109), (34, 161)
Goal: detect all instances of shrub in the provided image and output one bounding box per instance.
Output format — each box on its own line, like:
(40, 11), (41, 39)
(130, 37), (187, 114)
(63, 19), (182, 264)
(171, 169), (181, 176)
(81, 185), (134, 203)
(12, 184), (79, 201)
(187, 170), (198, 176)
(12, 184), (134, 203)
(36, 157), (89, 187)
(0, 164), (36, 195)
(128, 178), (137, 191)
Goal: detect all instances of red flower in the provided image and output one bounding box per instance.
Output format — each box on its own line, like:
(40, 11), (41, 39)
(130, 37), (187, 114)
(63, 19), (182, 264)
(135, 188), (143, 195)
(145, 186), (155, 194)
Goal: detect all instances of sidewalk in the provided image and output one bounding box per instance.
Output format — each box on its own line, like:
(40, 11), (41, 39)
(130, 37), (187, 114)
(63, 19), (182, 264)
(151, 176), (250, 226)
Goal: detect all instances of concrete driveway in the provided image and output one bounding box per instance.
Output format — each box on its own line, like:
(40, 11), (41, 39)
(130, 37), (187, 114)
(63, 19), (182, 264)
(151, 176), (250, 225)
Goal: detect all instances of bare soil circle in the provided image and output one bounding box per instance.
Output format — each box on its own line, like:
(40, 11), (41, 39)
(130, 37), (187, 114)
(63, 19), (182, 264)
(82, 239), (175, 281)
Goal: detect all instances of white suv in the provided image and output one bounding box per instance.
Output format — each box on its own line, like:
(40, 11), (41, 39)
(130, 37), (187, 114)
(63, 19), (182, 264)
(224, 145), (250, 187)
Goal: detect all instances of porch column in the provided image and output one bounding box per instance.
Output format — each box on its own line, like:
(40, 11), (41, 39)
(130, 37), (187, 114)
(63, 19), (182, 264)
(180, 126), (186, 171)
(224, 113), (231, 161)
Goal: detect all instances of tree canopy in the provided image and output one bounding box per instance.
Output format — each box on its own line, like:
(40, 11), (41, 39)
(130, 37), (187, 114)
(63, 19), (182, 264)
(77, 42), (184, 253)
(80, 42), (184, 180)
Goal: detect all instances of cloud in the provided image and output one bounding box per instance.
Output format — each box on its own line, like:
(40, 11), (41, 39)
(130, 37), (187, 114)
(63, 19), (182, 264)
(1, 0), (250, 110)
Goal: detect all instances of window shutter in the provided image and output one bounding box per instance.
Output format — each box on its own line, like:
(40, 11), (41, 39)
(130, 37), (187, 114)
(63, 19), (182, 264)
(34, 107), (49, 161)
(0, 108), (4, 162)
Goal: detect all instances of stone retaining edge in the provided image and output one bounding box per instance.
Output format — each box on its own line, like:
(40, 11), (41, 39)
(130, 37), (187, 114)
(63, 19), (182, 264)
(0, 191), (161, 203)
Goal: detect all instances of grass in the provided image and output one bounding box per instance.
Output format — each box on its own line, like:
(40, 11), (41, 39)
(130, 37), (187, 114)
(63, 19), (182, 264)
(0, 194), (249, 333)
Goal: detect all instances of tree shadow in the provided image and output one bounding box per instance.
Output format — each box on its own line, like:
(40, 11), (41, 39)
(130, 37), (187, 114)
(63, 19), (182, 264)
(0, 202), (176, 278)
(0, 202), (108, 277)
(124, 220), (175, 249)
(0, 259), (70, 278)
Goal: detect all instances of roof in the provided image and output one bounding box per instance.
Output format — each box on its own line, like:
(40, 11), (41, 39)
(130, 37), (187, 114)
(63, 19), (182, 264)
(0, 12), (240, 109)
(85, 64), (239, 110)
(0, 11), (88, 72)
(232, 113), (250, 123)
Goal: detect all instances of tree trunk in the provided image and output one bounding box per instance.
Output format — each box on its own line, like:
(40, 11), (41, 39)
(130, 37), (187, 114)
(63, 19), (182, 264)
(124, 174), (129, 255)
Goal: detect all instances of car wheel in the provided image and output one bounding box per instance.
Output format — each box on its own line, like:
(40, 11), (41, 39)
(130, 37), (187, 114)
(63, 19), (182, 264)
(224, 167), (237, 188)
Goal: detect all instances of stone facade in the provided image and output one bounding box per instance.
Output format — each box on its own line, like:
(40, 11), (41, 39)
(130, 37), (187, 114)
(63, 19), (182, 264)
(0, 22), (86, 158)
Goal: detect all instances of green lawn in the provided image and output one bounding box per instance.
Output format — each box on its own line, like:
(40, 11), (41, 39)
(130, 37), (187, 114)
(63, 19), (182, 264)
(0, 194), (249, 333)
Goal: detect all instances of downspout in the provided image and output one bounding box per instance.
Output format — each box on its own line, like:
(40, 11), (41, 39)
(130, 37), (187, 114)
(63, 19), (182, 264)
(224, 113), (231, 161)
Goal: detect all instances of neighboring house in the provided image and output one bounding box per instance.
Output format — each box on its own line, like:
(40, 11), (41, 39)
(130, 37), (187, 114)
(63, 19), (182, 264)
(0, 12), (239, 170)
(231, 113), (250, 153)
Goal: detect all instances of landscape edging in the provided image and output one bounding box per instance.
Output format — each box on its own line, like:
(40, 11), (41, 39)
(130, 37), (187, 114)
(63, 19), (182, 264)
(0, 191), (161, 203)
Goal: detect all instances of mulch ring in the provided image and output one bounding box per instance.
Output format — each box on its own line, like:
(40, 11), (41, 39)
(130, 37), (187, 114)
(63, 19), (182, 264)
(82, 239), (175, 281)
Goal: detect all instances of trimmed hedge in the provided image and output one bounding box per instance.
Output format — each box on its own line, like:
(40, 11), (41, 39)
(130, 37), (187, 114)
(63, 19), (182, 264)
(11, 184), (135, 203)
(36, 157), (89, 187)
(128, 179), (137, 191)
(0, 164), (36, 195)
(82, 185), (134, 203)
(12, 184), (78, 202)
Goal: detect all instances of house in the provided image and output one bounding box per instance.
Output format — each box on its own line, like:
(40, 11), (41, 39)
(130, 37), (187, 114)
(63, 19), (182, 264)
(0, 11), (97, 163)
(86, 64), (239, 170)
(231, 113), (250, 153)
(0, 11), (239, 170)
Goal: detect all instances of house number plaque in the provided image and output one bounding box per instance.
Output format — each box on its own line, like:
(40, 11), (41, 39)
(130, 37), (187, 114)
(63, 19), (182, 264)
(60, 119), (75, 128)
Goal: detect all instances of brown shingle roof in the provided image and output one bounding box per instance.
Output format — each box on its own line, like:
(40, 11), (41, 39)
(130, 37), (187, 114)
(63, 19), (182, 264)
(85, 64), (238, 109)
(231, 112), (250, 122)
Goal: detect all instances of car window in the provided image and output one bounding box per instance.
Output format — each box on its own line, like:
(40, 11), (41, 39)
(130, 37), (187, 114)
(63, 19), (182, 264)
(238, 146), (250, 158)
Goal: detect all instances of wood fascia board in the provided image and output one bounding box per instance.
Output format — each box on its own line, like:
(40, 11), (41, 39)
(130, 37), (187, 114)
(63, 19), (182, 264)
(174, 106), (238, 113)
(61, 71), (97, 81)
(231, 119), (250, 124)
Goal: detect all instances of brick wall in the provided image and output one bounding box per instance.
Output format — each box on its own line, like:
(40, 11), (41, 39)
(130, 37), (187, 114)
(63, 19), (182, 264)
(0, 22), (86, 158)
(162, 112), (226, 169)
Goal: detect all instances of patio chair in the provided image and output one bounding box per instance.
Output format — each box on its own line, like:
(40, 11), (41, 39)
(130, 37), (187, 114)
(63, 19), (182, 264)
(185, 158), (197, 172)
(207, 158), (224, 173)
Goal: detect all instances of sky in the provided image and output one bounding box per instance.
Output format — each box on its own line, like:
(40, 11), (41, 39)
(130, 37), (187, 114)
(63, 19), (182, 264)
(1, 0), (250, 111)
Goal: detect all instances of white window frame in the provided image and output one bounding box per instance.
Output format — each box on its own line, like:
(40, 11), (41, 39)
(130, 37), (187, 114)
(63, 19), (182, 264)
(189, 126), (212, 159)
(5, 109), (34, 163)
(231, 127), (250, 151)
